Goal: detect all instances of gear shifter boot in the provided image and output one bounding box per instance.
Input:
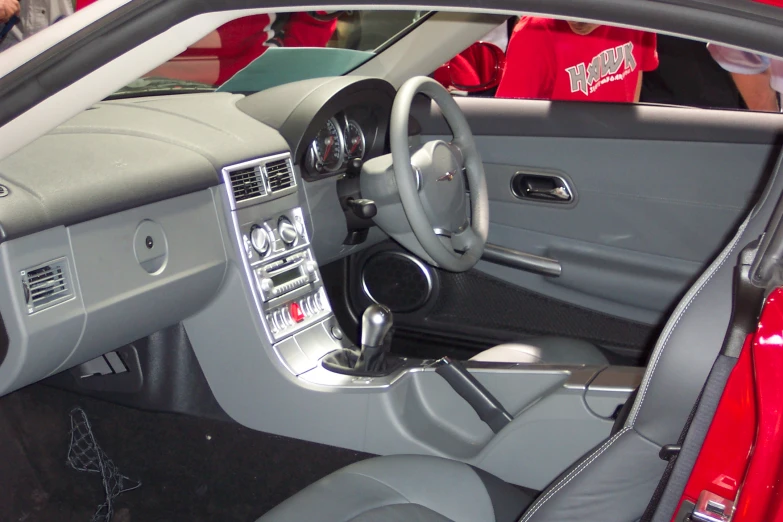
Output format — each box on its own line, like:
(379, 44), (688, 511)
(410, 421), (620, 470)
(321, 348), (406, 377)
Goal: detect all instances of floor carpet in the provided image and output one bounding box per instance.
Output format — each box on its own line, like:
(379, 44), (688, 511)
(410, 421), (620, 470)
(0, 384), (369, 522)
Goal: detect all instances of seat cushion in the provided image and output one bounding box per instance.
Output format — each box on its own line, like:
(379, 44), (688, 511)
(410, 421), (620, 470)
(469, 336), (609, 366)
(256, 455), (534, 522)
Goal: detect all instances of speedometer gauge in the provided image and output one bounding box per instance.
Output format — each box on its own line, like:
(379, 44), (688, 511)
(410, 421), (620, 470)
(309, 118), (345, 173)
(344, 119), (366, 159)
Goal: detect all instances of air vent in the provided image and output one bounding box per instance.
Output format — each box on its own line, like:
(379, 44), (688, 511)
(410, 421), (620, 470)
(265, 159), (295, 193)
(21, 258), (73, 314)
(229, 165), (268, 203)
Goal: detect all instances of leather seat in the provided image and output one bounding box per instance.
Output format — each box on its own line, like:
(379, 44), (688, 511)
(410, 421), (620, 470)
(470, 337), (609, 365)
(257, 162), (783, 521)
(259, 455), (533, 522)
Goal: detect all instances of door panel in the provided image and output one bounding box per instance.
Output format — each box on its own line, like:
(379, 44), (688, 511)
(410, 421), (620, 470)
(342, 100), (783, 362)
(473, 135), (770, 324)
(418, 100), (780, 324)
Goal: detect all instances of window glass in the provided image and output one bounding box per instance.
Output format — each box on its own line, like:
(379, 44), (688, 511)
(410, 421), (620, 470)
(70, 10), (425, 98)
(434, 16), (781, 113)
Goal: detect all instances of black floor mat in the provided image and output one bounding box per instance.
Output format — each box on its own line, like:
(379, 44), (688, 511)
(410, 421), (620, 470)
(0, 384), (369, 522)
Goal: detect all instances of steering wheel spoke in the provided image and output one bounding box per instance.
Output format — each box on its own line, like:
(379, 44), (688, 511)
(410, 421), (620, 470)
(450, 224), (477, 253)
(446, 141), (465, 169)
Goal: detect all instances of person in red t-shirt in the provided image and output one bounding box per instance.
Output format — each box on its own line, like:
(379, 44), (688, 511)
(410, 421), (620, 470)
(497, 18), (658, 102)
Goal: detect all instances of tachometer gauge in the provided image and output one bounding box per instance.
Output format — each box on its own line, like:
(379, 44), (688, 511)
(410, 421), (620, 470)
(309, 118), (345, 173)
(344, 119), (366, 159)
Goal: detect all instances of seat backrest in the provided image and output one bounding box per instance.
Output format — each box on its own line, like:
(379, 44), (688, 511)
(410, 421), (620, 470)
(520, 155), (783, 522)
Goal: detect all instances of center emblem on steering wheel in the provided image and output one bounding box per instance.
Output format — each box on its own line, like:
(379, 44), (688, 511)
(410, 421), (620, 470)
(437, 171), (455, 182)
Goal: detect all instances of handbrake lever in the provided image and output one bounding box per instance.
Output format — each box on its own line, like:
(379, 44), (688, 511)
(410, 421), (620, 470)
(433, 357), (513, 433)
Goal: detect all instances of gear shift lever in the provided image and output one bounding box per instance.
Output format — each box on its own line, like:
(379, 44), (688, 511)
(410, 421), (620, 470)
(356, 304), (393, 372)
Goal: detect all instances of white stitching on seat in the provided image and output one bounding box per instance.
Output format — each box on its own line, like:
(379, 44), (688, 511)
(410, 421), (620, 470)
(519, 428), (631, 522)
(624, 215), (749, 428)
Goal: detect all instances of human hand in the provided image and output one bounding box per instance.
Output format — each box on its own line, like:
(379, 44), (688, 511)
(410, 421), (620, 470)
(0, 0), (20, 24)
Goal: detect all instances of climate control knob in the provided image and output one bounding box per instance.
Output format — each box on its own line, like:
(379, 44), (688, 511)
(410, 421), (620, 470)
(250, 225), (270, 255)
(278, 217), (298, 246)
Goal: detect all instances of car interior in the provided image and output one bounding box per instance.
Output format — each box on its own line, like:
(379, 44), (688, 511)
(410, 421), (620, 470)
(1, 1), (783, 520)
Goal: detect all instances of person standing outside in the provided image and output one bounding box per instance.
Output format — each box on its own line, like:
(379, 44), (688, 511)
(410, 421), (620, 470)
(0, 0), (72, 51)
(497, 18), (659, 103)
(0, 0), (19, 23)
(707, 43), (782, 112)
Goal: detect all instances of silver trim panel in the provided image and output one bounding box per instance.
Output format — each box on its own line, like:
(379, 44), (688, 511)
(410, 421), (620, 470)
(221, 152), (298, 211)
(482, 243), (562, 277)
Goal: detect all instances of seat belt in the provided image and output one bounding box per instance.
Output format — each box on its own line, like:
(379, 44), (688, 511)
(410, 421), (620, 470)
(640, 240), (765, 522)
(638, 360), (726, 522)
(637, 390), (700, 522)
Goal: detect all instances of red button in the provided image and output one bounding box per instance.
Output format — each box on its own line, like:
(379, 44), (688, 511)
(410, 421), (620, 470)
(289, 301), (305, 323)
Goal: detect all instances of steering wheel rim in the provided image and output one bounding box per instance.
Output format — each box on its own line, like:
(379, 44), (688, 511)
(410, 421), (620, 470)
(389, 76), (489, 272)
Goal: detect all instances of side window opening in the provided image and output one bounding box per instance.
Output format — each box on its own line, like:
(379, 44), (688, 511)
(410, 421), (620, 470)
(434, 15), (781, 113)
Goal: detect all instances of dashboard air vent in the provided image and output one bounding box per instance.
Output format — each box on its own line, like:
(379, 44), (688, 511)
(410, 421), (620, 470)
(21, 258), (72, 314)
(229, 165), (268, 202)
(266, 159), (295, 193)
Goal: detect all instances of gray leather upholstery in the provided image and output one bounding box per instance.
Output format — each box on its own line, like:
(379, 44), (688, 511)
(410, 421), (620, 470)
(258, 162), (782, 522)
(348, 504), (453, 522)
(470, 337), (609, 366)
(519, 158), (783, 522)
(257, 455), (533, 522)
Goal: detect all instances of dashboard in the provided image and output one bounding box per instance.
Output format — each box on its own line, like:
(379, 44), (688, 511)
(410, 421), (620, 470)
(0, 75), (399, 397)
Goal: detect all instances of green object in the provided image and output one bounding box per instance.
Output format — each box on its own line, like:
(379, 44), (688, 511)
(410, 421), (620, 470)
(216, 47), (375, 93)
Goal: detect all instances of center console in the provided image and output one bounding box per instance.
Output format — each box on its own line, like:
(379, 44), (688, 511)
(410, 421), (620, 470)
(242, 208), (330, 342)
(191, 151), (641, 490)
(222, 153), (349, 377)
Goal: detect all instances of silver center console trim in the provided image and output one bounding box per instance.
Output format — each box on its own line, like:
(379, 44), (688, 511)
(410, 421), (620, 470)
(222, 154), (332, 351)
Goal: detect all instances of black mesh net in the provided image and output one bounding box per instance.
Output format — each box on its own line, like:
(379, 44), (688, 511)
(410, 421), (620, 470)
(66, 407), (141, 522)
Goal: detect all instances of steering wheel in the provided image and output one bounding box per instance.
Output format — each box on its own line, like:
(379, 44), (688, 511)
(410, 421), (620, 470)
(388, 76), (489, 272)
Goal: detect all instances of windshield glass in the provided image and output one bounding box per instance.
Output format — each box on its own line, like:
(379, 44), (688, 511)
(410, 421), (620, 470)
(110, 10), (428, 99)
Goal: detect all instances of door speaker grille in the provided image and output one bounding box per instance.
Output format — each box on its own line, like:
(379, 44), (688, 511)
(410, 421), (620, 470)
(361, 252), (432, 313)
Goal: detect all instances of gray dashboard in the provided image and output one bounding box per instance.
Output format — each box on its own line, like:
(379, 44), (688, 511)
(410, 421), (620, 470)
(0, 76), (393, 396)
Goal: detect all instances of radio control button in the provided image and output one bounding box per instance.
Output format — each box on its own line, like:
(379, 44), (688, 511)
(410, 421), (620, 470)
(281, 307), (293, 326)
(304, 260), (317, 275)
(289, 301), (305, 323)
(250, 226), (271, 255)
(273, 310), (285, 331)
(266, 314), (277, 333)
(259, 277), (274, 293)
(278, 217), (298, 246)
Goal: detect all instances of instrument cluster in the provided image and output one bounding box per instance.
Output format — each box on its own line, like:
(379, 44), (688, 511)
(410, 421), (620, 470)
(304, 108), (380, 178)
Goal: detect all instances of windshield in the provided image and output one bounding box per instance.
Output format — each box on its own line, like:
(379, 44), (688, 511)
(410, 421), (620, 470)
(110, 10), (428, 99)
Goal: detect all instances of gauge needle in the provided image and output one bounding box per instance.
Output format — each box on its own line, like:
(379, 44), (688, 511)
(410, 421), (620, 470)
(324, 136), (333, 159)
(350, 138), (360, 154)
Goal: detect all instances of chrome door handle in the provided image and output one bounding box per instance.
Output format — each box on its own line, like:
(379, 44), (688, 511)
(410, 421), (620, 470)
(511, 171), (574, 204)
(525, 186), (571, 201)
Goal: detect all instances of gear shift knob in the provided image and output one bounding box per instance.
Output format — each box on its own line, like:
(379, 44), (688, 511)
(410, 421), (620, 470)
(357, 304), (393, 372)
(361, 304), (393, 348)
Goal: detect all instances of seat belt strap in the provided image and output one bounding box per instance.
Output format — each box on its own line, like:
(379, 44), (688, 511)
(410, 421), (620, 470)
(639, 356), (734, 522)
(641, 240), (764, 522)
